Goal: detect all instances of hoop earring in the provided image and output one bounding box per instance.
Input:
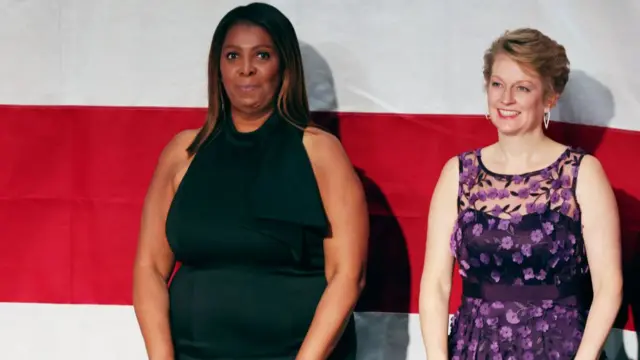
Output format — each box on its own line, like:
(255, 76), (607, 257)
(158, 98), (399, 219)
(543, 111), (550, 129)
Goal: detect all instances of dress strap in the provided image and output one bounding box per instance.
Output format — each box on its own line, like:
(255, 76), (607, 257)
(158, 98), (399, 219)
(457, 149), (481, 214)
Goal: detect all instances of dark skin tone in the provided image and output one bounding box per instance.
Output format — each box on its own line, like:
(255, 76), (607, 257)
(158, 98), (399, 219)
(220, 23), (281, 132)
(132, 23), (368, 360)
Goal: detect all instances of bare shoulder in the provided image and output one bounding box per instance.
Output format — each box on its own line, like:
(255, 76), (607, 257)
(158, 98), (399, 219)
(440, 155), (460, 179)
(575, 154), (616, 209)
(429, 155), (459, 204)
(302, 126), (348, 167)
(301, 126), (364, 203)
(578, 153), (605, 172)
(154, 128), (200, 189)
(576, 154), (609, 188)
(160, 129), (199, 162)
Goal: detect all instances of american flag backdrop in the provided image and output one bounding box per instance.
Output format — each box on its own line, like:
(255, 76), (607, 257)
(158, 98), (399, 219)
(1, 1), (639, 359)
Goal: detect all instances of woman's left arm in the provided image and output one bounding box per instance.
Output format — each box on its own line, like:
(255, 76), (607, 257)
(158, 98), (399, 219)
(574, 155), (623, 360)
(296, 128), (369, 360)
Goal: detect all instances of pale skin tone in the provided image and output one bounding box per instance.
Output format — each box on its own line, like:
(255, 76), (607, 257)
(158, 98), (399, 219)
(132, 23), (368, 360)
(419, 53), (622, 360)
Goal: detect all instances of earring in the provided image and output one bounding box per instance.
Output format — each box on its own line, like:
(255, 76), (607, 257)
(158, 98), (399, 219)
(543, 111), (550, 129)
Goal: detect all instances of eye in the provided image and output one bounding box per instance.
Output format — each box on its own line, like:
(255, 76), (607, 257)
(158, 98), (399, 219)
(257, 51), (271, 60)
(490, 81), (502, 88)
(517, 86), (531, 92)
(225, 52), (238, 60)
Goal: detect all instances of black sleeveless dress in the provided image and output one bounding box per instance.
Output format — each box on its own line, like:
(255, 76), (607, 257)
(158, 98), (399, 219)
(165, 112), (357, 360)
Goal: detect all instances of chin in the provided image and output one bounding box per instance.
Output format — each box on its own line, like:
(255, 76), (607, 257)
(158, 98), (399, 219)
(492, 122), (526, 136)
(497, 128), (524, 137)
(240, 100), (273, 114)
(233, 97), (260, 108)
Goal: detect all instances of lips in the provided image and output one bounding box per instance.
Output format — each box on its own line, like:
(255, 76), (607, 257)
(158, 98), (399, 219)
(497, 109), (521, 119)
(237, 85), (259, 92)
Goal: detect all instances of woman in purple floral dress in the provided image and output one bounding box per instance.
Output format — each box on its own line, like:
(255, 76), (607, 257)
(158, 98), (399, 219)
(419, 28), (622, 359)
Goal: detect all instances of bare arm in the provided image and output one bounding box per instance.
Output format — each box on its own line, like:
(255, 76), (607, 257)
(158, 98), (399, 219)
(419, 156), (459, 360)
(296, 129), (369, 360)
(132, 130), (197, 360)
(574, 155), (623, 360)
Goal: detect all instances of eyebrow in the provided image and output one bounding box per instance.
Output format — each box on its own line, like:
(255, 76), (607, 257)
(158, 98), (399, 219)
(222, 44), (274, 51)
(490, 75), (537, 86)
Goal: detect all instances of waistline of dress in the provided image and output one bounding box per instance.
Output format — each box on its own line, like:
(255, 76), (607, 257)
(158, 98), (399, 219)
(461, 278), (591, 303)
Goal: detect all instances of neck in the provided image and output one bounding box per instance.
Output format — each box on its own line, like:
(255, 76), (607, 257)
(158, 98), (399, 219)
(230, 107), (274, 133)
(495, 127), (549, 161)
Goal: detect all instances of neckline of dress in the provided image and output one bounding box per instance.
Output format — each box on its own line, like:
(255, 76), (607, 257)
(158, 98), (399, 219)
(476, 146), (572, 179)
(224, 111), (280, 141)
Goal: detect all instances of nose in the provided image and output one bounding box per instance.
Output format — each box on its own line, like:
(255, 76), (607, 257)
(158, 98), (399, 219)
(239, 57), (256, 76)
(500, 88), (515, 104)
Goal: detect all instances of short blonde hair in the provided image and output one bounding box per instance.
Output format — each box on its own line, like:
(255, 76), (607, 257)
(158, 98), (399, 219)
(483, 28), (570, 98)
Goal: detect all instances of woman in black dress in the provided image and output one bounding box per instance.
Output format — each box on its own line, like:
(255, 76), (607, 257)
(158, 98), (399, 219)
(132, 3), (369, 359)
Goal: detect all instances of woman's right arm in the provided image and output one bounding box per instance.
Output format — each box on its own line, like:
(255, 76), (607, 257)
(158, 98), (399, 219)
(419, 156), (459, 360)
(132, 130), (196, 360)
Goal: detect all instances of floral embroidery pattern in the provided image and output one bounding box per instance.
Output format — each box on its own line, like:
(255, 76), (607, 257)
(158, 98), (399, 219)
(448, 147), (597, 359)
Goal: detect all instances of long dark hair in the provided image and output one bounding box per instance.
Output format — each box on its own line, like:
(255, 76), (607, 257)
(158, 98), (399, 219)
(187, 2), (310, 155)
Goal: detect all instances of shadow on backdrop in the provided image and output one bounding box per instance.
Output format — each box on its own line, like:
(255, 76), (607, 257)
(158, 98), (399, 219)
(549, 70), (639, 360)
(300, 42), (412, 360)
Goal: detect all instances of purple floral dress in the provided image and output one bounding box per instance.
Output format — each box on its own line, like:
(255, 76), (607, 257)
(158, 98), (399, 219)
(448, 147), (604, 360)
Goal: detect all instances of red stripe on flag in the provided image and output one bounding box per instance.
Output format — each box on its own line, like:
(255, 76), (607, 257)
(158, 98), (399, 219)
(1, 105), (638, 331)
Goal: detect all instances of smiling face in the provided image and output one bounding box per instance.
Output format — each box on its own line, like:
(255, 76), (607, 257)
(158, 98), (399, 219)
(486, 53), (557, 136)
(220, 23), (281, 116)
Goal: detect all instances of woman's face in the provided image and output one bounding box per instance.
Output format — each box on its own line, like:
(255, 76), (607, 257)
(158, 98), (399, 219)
(486, 53), (554, 135)
(220, 23), (281, 115)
